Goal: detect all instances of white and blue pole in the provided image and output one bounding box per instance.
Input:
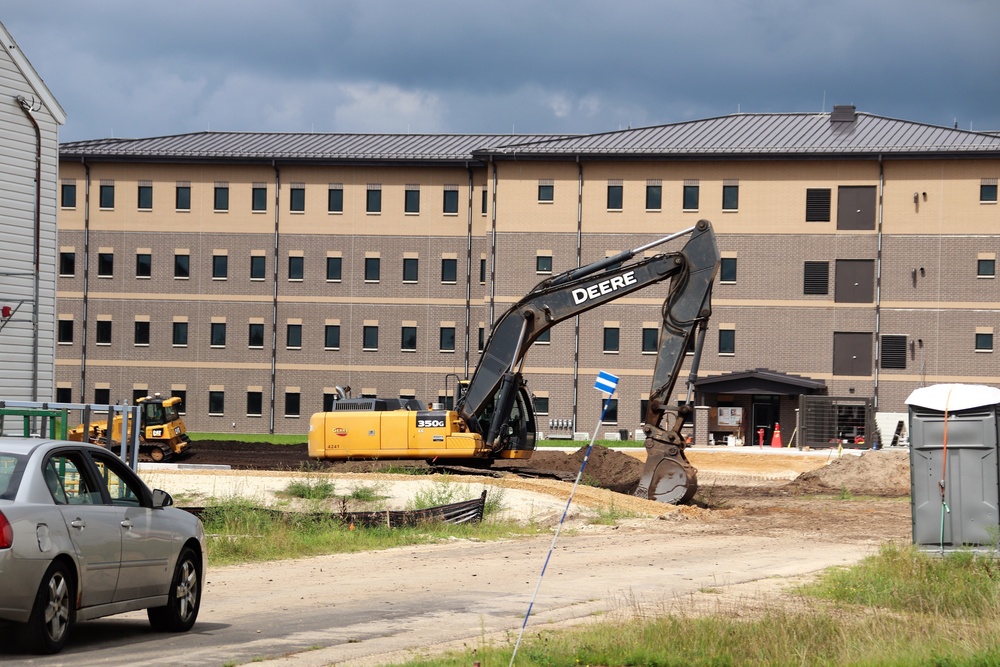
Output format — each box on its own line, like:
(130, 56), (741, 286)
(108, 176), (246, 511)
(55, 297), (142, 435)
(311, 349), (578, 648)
(508, 371), (619, 666)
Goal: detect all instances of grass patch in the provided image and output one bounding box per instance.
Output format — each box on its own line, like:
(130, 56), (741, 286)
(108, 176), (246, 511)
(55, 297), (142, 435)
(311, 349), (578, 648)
(201, 495), (536, 566)
(187, 432), (306, 445)
(283, 477), (338, 501)
(589, 501), (643, 525)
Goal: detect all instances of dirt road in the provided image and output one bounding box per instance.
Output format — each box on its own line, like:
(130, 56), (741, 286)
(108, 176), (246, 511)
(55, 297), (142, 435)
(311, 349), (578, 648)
(4, 447), (913, 667)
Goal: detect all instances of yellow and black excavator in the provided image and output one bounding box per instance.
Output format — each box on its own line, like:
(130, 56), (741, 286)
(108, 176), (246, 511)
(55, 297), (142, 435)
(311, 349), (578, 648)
(308, 219), (720, 503)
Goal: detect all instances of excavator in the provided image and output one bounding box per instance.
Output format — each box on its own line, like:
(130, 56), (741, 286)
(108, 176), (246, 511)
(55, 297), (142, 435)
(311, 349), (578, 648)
(308, 219), (719, 503)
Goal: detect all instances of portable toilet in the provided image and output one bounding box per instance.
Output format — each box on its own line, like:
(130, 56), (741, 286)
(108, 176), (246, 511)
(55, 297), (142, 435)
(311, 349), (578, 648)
(906, 384), (1000, 550)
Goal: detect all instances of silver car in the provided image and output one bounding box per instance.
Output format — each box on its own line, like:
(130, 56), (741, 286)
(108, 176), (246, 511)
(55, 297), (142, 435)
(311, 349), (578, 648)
(0, 438), (205, 654)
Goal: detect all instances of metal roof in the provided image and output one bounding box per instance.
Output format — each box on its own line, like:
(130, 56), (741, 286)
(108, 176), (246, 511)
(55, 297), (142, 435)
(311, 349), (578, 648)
(694, 368), (826, 395)
(477, 110), (1000, 159)
(59, 132), (571, 164)
(59, 110), (1000, 164)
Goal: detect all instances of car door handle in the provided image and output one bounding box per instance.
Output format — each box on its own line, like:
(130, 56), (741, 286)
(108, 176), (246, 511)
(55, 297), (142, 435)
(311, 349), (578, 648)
(120, 519), (133, 530)
(70, 518), (86, 529)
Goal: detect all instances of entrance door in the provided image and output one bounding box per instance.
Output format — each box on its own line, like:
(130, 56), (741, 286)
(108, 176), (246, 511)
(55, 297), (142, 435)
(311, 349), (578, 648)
(750, 395), (780, 446)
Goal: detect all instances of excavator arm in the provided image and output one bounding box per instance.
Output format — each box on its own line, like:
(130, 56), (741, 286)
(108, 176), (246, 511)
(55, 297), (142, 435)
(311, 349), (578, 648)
(458, 219), (719, 502)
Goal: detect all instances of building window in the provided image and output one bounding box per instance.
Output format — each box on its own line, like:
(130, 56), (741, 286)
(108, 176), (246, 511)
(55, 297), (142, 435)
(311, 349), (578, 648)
(403, 258), (419, 283)
(536, 255), (553, 274)
(137, 183), (152, 210)
(175, 184), (191, 211)
(366, 185), (381, 213)
(603, 327), (620, 353)
(645, 183), (662, 210)
(248, 323), (264, 348)
(363, 325), (379, 350)
(328, 184), (344, 213)
(285, 392), (301, 418)
(208, 391), (225, 415)
(478, 326), (485, 351)
(57, 319), (73, 344)
(214, 184), (229, 211)
(981, 179), (998, 203)
(538, 181), (554, 202)
(401, 326), (417, 352)
(720, 257), (737, 283)
(806, 188), (832, 222)
(287, 323), (302, 349)
(978, 259), (996, 278)
(326, 256), (342, 281)
(247, 391), (263, 417)
(172, 390), (186, 414)
(880, 335), (907, 369)
(533, 396), (549, 414)
(134, 321), (150, 346)
(59, 251), (75, 277)
(441, 258), (457, 283)
(719, 329), (735, 355)
(252, 185), (267, 212)
(722, 183), (739, 211)
(481, 188), (488, 215)
(136, 253), (151, 278)
(364, 257), (380, 282)
(404, 187), (420, 214)
(535, 329), (551, 344)
(443, 187), (459, 214)
(288, 256), (304, 281)
(607, 182), (623, 210)
(682, 183), (699, 210)
(439, 326), (455, 352)
(94, 388), (110, 405)
(642, 327), (658, 353)
(803, 261), (830, 295)
(479, 258), (486, 284)
(324, 324), (340, 349)
(210, 322), (227, 347)
(55, 387), (72, 403)
(174, 253), (190, 279)
(212, 255), (228, 280)
(98, 252), (114, 278)
(96, 320), (112, 345)
(132, 389), (148, 404)
(99, 183), (114, 209)
(61, 182), (76, 208)
(600, 398), (619, 424)
(172, 322), (188, 346)
(976, 332), (994, 352)
(250, 255), (266, 280)
(290, 184), (305, 212)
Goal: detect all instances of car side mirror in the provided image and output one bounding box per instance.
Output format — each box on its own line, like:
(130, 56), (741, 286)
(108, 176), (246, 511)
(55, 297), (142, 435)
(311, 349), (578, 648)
(152, 488), (174, 508)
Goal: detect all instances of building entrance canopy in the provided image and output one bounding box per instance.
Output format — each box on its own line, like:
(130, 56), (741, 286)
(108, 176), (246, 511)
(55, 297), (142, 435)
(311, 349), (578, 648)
(693, 368), (826, 396)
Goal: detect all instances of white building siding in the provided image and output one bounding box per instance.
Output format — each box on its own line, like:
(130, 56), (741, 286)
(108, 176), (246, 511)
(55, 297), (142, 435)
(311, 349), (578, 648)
(0, 21), (64, 401)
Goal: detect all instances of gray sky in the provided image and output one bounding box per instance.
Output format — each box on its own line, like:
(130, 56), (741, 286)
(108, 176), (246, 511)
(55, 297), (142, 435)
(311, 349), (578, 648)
(5, 1), (999, 143)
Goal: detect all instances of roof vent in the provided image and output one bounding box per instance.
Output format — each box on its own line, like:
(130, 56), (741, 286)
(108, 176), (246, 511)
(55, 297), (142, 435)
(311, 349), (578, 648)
(831, 105), (857, 123)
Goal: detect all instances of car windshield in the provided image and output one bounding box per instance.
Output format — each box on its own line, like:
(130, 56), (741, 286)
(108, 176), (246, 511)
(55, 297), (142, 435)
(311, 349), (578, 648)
(0, 453), (27, 500)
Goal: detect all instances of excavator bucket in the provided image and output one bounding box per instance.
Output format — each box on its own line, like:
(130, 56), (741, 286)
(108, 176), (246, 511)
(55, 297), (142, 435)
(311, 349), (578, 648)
(635, 442), (698, 504)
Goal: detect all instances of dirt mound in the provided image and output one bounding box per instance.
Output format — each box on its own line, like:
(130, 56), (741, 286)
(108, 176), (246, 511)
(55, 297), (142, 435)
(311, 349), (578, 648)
(531, 444), (643, 495)
(786, 449), (911, 496)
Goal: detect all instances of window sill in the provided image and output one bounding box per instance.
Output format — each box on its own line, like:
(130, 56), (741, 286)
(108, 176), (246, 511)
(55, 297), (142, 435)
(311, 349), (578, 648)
(324, 347), (340, 351)
(720, 280), (736, 285)
(366, 212), (382, 215)
(645, 209), (662, 213)
(172, 344), (188, 348)
(402, 349), (416, 353)
(325, 279), (342, 283)
(402, 280), (418, 284)
(96, 343), (111, 346)
(284, 415), (301, 419)
(213, 210), (229, 214)
(405, 212), (420, 216)
(328, 211), (343, 215)
(252, 210), (267, 214)
(138, 208), (152, 212)
(443, 212), (459, 216)
(251, 277), (266, 282)
(978, 275), (996, 279)
(722, 209), (739, 213)
(249, 346), (264, 350)
(247, 414), (262, 418)
(175, 209), (191, 213)
(289, 210), (305, 214)
(286, 347), (302, 351)
(981, 201), (998, 205)
(210, 345), (226, 349)
(57, 341), (73, 346)
(362, 348), (378, 352)
(537, 200), (553, 204)
(58, 274), (75, 278)
(212, 277), (227, 281)
(136, 275), (151, 280)
(441, 281), (457, 285)
(174, 276), (189, 281)
(97, 275), (113, 279)
(134, 344), (149, 348)
(718, 352), (735, 356)
(682, 209), (699, 213)
(975, 349), (993, 353)
(439, 351), (456, 354)
(603, 351), (620, 355)
(288, 278), (303, 282)
(208, 413), (224, 417)
(364, 280), (380, 284)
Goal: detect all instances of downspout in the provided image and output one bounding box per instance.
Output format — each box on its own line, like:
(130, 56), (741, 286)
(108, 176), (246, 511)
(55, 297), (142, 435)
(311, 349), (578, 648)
(81, 159), (91, 402)
(489, 160), (498, 327)
(573, 157), (583, 432)
(270, 162), (281, 433)
(16, 96), (42, 402)
(873, 155), (884, 412)
(464, 166), (474, 377)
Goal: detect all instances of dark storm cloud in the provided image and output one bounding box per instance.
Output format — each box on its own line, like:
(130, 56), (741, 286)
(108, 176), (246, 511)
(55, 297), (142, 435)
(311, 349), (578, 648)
(4, 0), (998, 141)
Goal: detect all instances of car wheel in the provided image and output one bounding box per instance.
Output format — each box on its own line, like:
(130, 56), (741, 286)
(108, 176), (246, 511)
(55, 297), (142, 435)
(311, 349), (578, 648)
(148, 546), (201, 632)
(25, 561), (75, 654)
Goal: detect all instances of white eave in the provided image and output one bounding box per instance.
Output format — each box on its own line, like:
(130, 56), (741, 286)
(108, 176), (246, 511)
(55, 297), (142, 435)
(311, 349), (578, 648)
(0, 20), (67, 126)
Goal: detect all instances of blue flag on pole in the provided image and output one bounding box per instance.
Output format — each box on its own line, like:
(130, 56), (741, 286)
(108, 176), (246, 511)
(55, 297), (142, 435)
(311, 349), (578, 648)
(594, 371), (619, 395)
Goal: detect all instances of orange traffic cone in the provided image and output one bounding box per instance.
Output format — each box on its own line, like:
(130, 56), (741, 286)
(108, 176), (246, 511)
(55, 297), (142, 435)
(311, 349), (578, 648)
(770, 423), (783, 448)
